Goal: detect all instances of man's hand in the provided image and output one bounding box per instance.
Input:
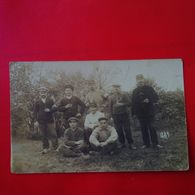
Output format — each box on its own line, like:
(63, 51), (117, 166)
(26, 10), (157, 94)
(95, 142), (101, 147)
(44, 108), (50, 112)
(34, 121), (39, 128)
(65, 104), (72, 108)
(85, 102), (90, 107)
(75, 140), (84, 145)
(52, 104), (57, 108)
(116, 102), (124, 106)
(76, 113), (81, 117)
(100, 142), (107, 147)
(143, 98), (150, 103)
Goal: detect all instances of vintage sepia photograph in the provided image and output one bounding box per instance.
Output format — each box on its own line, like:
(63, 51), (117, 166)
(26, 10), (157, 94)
(10, 59), (188, 173)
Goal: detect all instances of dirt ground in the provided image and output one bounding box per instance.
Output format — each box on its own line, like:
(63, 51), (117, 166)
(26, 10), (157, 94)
(11, 127), (188, 174)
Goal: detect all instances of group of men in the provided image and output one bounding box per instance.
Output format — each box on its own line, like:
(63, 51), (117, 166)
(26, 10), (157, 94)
(33, 74), (163, 157)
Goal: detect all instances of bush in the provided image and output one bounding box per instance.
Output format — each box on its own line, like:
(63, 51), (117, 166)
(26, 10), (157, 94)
(10, 64), (185, 137)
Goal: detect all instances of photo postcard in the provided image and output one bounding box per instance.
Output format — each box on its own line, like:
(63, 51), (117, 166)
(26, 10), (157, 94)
(10, 59), (188, 173)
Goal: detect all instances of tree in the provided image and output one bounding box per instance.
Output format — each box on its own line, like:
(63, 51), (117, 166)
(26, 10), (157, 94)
(10, 63), (35, 136)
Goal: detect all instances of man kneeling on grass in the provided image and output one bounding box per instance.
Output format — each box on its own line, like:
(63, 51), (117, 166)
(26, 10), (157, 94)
(57, 117), (88, 157)
(89, 117), (118, 155)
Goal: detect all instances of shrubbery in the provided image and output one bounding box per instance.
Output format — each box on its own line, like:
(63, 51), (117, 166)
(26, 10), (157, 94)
(10, 63), (185, 137)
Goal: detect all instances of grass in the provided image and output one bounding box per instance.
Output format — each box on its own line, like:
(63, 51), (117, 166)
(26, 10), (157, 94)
(11, 125), (189, 173)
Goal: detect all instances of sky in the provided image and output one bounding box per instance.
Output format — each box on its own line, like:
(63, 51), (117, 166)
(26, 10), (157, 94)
(12, 59), (184, 91)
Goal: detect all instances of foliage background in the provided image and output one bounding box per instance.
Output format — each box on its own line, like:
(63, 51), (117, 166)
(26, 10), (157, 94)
(10, 62), (186, 137)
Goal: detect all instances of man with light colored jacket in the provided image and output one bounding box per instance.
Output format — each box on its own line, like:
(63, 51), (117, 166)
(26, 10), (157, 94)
(89, 117), (118, 155)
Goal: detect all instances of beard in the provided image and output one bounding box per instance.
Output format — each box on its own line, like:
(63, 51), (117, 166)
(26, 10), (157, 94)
(41, 94), (46, 98)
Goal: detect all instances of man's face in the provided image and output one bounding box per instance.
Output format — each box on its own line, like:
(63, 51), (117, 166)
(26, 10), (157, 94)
(112, 86), (120, 94)
(69, 120), (78, 129)
(136, 78), (145, 87)
(65, 88), (73, 97)
(90, 106), (97, 114)
(39, 90), (47, 98)
(99, 120), (108, 129)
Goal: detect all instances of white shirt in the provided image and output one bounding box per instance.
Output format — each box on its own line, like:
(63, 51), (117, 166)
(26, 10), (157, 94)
(41, 98), (46, 104)
(89, 125), (118, 146)
(65, 95), (73, 100)
(84, 111), (105, 129)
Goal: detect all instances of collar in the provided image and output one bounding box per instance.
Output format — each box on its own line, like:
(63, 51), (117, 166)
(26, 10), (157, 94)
(70, 127), (77, 131)
(91, 111), (98, 115)
(65, 95), (73, 99)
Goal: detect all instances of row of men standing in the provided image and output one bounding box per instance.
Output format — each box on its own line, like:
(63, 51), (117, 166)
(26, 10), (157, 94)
(33, 74), (163, 155)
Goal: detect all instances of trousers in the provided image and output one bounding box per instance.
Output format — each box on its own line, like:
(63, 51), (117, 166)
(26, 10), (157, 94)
(91, 142), (117, 155)
(113, 113), (133, 144)
(58, 144), (89, 157)
(138, 117), (158, 146)
(39, 122), (58, 149)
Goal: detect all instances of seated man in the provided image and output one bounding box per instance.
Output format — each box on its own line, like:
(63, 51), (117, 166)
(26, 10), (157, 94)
(57, 117), (87, 157)
(89, 117), (118, 155)
(84, 103), (105, 144)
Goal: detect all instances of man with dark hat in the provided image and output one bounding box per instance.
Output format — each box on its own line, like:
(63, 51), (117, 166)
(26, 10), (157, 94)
(132, 74), (163, 149)
(89, 117), (118, 155)
(109, 84), (136, 149)
(58, 84), (86, 129)
(84, 103), (105, 144)
(57, 117), (87, 157)
(33, 86), (58, 154)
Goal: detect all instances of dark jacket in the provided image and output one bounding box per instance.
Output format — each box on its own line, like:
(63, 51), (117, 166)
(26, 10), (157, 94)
(58, 96), (86, 120)
(64, 127), (84, 147)
(109, 92), (131, 115)
(132, 85), (158, 118)
(33, 97), (56, 123)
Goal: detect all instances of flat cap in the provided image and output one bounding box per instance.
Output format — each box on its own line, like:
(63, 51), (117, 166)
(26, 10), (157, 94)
(98, 117), (108, 122)
(68, 117), (79, 122)
(38, 86), (48, 92)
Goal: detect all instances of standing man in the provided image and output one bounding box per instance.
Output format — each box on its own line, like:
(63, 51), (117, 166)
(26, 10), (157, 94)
(109, 84), (136, 149)
(58, 84), (86, 129)
(85, 80), (108, 113)
(132, 74), (163, 149)
(33, 86), (58, 154)
(89, 117), (118, 155)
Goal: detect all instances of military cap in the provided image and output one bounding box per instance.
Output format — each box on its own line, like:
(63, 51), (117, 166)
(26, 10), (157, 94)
(64, 84), (74, 90)
(136, 74), (144, 80)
